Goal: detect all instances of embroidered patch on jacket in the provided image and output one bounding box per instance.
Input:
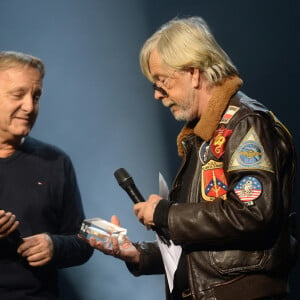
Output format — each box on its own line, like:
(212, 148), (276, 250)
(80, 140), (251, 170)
(228, 128), (273, 172)
(210, 126), (232, 159)
(199, 141), (210, 164)
(201, 160), (228, 201)
(234, 176), (262, 206)
(220, 105), (240, 124)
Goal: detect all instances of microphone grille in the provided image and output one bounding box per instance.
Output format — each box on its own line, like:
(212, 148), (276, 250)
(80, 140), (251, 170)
(114, 168), (132, 187)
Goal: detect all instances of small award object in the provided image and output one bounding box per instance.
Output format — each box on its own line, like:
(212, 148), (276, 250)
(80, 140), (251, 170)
(79, 218), (127, 248)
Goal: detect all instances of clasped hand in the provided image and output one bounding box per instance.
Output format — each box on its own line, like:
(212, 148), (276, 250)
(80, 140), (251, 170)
(17, 233), (54, 267)
(0, 209), (19, 238)
(0, 209), (54, 267)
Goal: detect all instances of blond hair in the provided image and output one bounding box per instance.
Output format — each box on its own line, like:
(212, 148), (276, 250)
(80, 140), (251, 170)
(0, 51), (45, 78)
(140, 16), (238, 85)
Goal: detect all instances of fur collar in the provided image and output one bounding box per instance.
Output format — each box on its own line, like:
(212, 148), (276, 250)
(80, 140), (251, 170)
(177, 76), (243, 157)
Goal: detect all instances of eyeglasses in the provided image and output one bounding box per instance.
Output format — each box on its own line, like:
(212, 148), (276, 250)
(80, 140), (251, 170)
(152, 83), (168, 97)
(152, 70), (177, 97)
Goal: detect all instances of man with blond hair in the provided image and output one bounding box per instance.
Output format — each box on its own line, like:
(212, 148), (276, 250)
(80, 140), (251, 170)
(89, 17), (298, 300)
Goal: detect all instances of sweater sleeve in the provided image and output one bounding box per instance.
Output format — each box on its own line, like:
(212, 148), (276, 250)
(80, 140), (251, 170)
(50, 155), (93, 268)
(50, 234), (93, 268)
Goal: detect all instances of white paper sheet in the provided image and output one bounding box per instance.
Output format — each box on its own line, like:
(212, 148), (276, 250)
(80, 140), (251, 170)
(156, 172), (182, 292)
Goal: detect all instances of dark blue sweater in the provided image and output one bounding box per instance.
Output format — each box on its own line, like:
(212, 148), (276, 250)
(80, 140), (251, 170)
(0, 136), (93, 299)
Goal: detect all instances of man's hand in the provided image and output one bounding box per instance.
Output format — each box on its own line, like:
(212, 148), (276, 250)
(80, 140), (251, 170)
(0, 209), (20, 238)
(133, 194), (163, 228)
(17, 233), (54, 267)
(88, 215), (140, 264)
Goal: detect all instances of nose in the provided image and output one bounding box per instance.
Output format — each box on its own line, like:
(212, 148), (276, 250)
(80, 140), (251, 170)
(153, 84), (168, 100)
(154, 89), (164, 100)
(21, 94), (36, 112)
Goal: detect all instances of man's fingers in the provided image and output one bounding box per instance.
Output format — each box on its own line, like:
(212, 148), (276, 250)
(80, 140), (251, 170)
(0, 213), (16, 230)
(110, 215), (120, 226)
(0, 219), (19, 238)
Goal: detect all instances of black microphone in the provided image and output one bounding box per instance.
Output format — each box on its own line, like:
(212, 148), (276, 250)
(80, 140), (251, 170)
(114, 168), (170, 246)
(114, 168), (145, 204)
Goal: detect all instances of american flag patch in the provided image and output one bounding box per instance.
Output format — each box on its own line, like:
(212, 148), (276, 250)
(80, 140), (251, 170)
(234, 176), (262, 205)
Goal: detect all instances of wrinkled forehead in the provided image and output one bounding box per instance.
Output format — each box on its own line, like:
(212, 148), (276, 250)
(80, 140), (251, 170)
(0, 64), (43, 80)
(0, 57), (44, 79)
(0, 66), (44, 92)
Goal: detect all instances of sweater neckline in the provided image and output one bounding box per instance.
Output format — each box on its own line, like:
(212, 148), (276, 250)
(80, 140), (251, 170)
(0, 150), (23, 164)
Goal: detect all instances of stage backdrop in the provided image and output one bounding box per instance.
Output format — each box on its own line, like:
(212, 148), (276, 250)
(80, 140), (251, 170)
(0, 1), (299, 299)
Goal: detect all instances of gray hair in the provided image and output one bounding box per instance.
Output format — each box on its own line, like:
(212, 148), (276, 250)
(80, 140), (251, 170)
(140, 16), (238, 85)
(0, 51), (45, 78)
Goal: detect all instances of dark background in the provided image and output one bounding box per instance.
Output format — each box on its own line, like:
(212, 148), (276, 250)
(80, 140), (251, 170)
(0, 0), (299, 299)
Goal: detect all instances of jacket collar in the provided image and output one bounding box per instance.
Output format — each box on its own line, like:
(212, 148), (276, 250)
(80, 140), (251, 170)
(177, 76), (243, 156)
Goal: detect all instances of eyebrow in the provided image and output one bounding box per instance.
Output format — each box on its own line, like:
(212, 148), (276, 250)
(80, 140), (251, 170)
(7, 87), (26, 94)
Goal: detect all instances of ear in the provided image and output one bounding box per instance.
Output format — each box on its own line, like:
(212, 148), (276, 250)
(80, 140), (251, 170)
(189, 68), (201, 88)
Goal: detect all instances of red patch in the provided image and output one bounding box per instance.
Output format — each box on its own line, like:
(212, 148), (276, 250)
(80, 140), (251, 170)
(201, 160), (228, 201)
(210, 126), (232, 159)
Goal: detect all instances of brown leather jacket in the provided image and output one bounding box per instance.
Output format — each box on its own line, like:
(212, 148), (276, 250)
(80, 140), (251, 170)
(128, 77), (298, 300)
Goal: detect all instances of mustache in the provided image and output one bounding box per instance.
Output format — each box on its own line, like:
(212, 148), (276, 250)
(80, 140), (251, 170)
(162, 99), (174, 108)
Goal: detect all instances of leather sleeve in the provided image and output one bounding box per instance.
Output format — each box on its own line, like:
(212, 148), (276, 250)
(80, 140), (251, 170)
(126, 241), (165, 276)
(168, 112), (295, 249)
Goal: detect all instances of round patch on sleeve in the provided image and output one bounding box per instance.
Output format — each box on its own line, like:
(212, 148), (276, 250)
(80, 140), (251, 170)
(233, 176), (262, 205)
(199, 141), (209, 164)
